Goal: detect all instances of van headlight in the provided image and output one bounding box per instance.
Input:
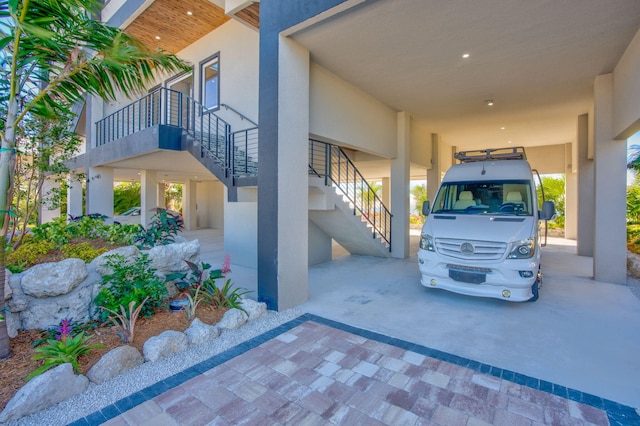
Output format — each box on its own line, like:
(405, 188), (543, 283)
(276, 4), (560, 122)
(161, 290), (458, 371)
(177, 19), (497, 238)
(420, 233), (435, 251)
(507, 238), (536, 259)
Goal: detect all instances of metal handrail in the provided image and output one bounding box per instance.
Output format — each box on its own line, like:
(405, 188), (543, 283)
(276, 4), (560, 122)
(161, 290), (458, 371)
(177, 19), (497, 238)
(95, 88), (258, 178)
(309, 139), (392, 249)
(220, 103), (258, 127)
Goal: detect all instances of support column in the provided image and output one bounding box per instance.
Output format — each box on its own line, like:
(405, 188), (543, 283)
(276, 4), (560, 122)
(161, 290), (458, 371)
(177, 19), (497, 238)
(257, 35), (309, 310)
(391, 111), (410, 258)
(67, 174), (83, 219)
(564, 143), (577, 240)
(593, 74), (627, 284)
(140, 170), (158, 228)
(157, 183), (166, 210)
(381, 177), (390, 207)
(38, 178), (60, 225)
(86, 167), (114, 220)
(427, 134), (443, 203)
(182, 180), (197, 231)
(577, 114), (595, 256)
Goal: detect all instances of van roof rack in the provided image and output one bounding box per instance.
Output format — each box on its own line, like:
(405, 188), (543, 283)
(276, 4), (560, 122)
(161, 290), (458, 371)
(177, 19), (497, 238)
(454, 146), (527, 163)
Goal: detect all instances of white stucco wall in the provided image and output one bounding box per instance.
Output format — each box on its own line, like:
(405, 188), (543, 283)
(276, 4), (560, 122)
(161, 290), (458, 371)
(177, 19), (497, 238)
(411, 120), (433, 170)
(613, 28), (640, 139)
(224, 200), (257, 268)
(196, 181), (225, 228)
(101, 19), (259, 125)
(310, 63), (397, 158)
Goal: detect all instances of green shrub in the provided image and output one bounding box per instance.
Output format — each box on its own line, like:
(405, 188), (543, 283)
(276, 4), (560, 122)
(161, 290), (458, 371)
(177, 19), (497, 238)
(135, 208), (184, 248)
(95, 253), (168, 322)
(60, 243), (108, 263)
(628, 224), (640, 243)
(6, 240), (55, 270)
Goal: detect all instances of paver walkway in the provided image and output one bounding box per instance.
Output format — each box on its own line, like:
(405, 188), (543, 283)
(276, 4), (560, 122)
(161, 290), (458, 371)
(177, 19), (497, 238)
(72, 315), (638, 426)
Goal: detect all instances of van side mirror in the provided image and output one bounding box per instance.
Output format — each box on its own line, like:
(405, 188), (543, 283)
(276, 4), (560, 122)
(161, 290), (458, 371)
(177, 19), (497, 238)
(540, 201), (555, 221)
(421, 200), (431, 216)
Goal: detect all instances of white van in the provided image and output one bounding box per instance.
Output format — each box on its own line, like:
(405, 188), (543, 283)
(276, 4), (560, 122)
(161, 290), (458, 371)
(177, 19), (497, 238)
(418, 147), (555, 302)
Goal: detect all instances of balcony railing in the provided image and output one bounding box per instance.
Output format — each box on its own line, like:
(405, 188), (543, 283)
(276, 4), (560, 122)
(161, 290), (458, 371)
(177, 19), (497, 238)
(95, 88), (258, 179)
(309, 139), (392, 249)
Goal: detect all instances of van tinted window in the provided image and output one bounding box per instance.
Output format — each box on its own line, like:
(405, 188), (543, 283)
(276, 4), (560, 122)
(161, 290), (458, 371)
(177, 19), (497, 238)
(432, 180), (533, 215)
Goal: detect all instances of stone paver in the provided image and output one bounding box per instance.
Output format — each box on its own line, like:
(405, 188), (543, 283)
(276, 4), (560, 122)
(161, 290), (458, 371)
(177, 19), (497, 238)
(72, 315), (639, 425)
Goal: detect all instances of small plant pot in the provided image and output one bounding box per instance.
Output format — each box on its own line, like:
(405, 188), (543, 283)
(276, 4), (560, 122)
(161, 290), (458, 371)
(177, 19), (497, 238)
(169, 298), (189, 312)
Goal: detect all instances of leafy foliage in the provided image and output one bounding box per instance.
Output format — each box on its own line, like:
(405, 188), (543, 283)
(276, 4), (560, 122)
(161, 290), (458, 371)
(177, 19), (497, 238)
(101, 298), (148, 344)
(114, 182), (141, 214)
(6, 239), (55, 271)
(95, 253), (168, 322)
(537, 176), (565, 229)
(411, 184), (428, 218)
(27, 318), (103, 380)
(60, 242), (108, 263)
(134, 208), (184, 248)
(202, 278), (251, 311)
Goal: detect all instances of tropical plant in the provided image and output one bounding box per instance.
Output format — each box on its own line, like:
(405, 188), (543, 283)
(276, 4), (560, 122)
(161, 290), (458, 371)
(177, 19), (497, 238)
(94, 253), (168, 322)
(0, 0), (188, 359)
(627, 181), (640, 223)
(27, 318), (103, 379)
(411, 184), (428, 218)
(202, 278), (251, 311)
(114, 182), (141, 215)
(134, 208), (184, 248)
(537, 176), (565, 229)
(101, 298), (148, 344)
(179, 287), (205, 321)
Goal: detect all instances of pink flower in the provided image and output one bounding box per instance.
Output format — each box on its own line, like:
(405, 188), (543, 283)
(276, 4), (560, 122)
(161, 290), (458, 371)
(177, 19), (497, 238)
(221, 253), (231, 276)
(56, 318), (73, 341)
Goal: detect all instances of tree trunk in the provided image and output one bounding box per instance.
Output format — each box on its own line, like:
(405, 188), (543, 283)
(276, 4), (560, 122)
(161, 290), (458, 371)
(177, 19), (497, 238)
(0, 98), (19, 360)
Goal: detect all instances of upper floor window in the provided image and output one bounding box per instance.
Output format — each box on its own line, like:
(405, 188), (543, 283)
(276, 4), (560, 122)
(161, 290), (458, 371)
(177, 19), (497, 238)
(200, 54), (220, 110)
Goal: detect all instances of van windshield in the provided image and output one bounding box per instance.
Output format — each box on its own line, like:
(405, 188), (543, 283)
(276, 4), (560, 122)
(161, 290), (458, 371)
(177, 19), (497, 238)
(431, 180), (534, 216)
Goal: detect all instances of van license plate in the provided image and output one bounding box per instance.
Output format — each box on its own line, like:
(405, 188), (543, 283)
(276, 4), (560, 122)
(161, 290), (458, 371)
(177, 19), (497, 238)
(449, 270), (486, 284)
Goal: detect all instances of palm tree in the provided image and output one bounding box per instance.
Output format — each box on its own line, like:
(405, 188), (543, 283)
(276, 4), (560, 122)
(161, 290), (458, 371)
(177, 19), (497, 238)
(0, 0), (188, 359)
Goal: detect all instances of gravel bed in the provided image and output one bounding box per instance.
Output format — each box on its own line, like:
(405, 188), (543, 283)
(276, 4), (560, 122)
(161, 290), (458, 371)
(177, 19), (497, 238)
(8, 308), (304, 426)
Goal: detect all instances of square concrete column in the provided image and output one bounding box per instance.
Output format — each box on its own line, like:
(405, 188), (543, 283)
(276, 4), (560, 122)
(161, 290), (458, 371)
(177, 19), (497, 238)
(38, 178), (60, 224)
(182, 180), (197, 231)
(157, 183), (166, 210)
(140, 170), (158, 228)
(564, 143), (577, 240)
(593, 74), (627, 284)
(576, 114), (595, 256)
(67, 174), (84, 219)
(427, 134), (441, 206)
(391, 111), (410, 259)
(87, 166), (114, 220)
(381, 177), (390, 207)
(257, 36), (310, 310)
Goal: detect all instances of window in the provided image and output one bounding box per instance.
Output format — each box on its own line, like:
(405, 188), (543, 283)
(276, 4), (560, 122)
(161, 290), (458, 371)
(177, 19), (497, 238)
(432, 180), (533, 216)
(200, 54), (220, 110)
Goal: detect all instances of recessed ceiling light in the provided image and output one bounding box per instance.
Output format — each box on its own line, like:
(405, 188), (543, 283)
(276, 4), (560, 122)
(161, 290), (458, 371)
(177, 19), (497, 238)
(155, 36), (161, 40)
(186, 11), (193, 16)
(500, 127), (506, 130)
(485, 100), (494, 106)
(508, 141), (512, 144)
(462, 53), (470, 59)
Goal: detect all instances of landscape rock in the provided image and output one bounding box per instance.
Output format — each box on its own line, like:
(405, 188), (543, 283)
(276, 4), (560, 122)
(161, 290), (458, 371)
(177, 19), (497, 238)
(91, 246), (140, 276)
(19, 285), (94, 330)
(21, 258), (87, 298)
(143, 330), (188, 362)
(239, 298), (267, 321)
(87, 346), (144, 384)
(3, 269), (12, 301)
(4, 311), (19, 338)
(148, 240), (200, 274)
(628, 251), (640, 278)
(217, 308), (248, 330)
(0, 363), (89, 423)
(185, 318), (220, 345)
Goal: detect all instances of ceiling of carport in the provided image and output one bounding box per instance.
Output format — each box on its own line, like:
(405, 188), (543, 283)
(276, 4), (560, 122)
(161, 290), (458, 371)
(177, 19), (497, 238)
(291, 0), (640, 151)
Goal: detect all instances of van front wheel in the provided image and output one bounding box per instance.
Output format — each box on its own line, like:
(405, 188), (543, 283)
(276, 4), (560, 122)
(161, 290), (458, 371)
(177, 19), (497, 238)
(528, 271), (541, 302)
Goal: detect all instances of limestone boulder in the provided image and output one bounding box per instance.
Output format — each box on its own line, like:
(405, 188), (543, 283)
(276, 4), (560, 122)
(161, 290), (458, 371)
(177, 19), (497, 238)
(0, 364), (89, 423)
(217, 308), (248, 330)
(148, 240), (200, 274)
(19, 285), (94, 330)
(143, 330), (188, 362)
(21, 258), (87, 298)
(627, 251), (640, 278)
(239, 298), (267, 321)
(4, 310), (19, 338)
(91, 246), (140, 276)
(185, 318), (220, 345)
(3, 269), (12, 301)
(87, 346), (144, 384)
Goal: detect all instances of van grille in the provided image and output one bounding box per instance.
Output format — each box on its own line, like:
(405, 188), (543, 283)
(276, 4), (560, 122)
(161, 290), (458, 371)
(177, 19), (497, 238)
(435, 238), (507, 261)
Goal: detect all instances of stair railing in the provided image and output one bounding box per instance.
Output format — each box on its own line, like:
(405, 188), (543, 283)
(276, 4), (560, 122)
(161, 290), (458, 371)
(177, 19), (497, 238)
(95, 88), (258, 178)
(309, 139), (391, 249)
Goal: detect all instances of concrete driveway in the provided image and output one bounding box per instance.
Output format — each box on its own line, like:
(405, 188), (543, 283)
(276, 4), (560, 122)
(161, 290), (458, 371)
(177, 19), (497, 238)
(303, 237), (640, 411)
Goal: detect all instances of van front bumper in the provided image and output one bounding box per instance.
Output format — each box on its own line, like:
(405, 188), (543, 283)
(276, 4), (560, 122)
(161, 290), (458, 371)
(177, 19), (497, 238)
(418, 250), (537, 302)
